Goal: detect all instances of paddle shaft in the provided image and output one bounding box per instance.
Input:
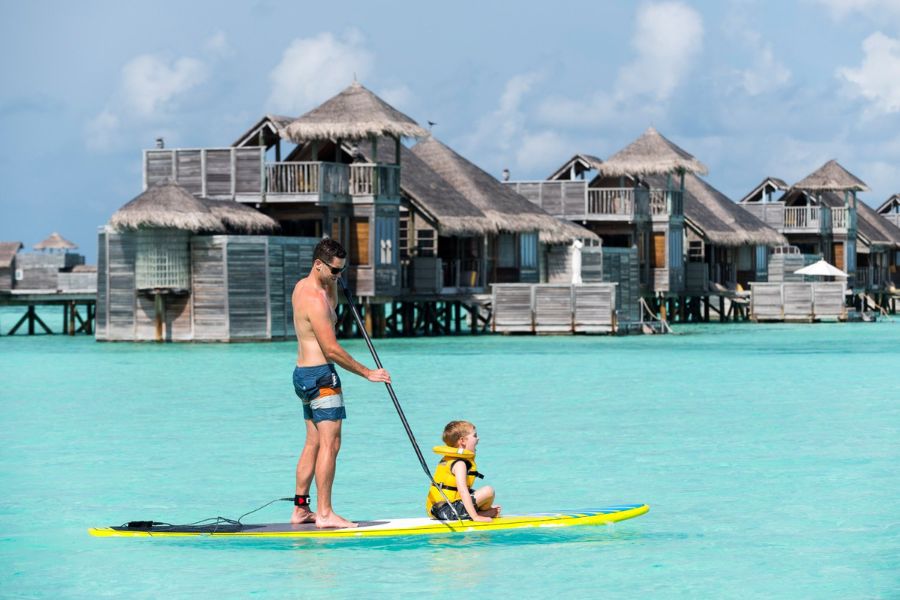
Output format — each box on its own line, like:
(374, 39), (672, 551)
(337, 278), (461, 521)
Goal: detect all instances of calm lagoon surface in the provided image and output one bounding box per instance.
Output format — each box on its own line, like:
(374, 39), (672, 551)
(1, 321), (898, 598)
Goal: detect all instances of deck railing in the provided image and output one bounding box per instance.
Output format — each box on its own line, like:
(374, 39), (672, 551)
(350, 163), (400, 197)
(783, 206), (821, 230)
(265, 161), (349, 196)
(586, 188), (633, 216)
(831, 207), (849, 231)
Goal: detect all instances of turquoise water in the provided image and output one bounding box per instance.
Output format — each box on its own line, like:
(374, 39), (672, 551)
(1, 323), (898, 598)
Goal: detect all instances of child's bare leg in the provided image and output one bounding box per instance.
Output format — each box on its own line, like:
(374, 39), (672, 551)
(474, 486), (501, 517)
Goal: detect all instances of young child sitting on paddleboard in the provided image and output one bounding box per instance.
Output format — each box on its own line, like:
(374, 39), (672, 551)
(426, 420), (502, 522)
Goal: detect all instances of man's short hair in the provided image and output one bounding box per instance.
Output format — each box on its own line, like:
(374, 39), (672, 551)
(313, 237), (347, 266)
(442, 420), (475, 447)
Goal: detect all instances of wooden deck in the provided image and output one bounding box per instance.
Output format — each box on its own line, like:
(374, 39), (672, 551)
(492, 283), (617, 334)
(750, 282), (847, 322)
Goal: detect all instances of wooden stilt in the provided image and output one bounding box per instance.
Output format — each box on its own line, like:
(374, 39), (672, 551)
(69, 301), (76, 336)
(154, 292), (164, 342)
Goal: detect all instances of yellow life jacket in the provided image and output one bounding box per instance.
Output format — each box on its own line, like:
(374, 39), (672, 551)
(425, 446), (484, 516)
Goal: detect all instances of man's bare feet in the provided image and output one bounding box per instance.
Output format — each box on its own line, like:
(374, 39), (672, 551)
(291, 507), (317, 524)
(481, 505), (502, 518)
(315, 511), (358, 529)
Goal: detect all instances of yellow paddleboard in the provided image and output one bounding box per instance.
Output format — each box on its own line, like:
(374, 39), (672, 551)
(89, 504), (648, 539)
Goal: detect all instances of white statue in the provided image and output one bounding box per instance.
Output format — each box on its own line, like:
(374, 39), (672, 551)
(571, 239), (583, 285)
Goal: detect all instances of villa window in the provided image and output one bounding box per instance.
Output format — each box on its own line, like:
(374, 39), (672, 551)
(135, 230), (190, 290)
(519, 232), (537, 269)
(349, 217), (369, 266)
(498, 234), (516, 268)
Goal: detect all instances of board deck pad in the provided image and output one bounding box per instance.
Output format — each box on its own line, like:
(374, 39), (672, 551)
(89, 504), (649, 539)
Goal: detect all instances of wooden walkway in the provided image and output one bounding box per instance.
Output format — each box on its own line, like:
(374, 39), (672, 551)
(0, 290), (96, 335)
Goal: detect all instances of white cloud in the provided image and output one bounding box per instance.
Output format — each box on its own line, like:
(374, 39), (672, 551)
(120, 54), (207, 118)
(736, 33), (791, 96)
(814, 0), (900, 20)
(380, 84), (413, 109)
(85, 50), (208, 152)
(84, 110), (120, 152)
(454, 71), (576, 177)
(204, 31), (230, 57)
(615, 2), (704, 102)
(459, 72), (543, 154)
(535, 1), (704, 128)
(267, 31), (373, 114)
(838, 32), (900, 114)
(515, 131), (571, 172)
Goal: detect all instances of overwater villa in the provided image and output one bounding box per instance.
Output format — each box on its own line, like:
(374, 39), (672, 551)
(506, 127), (785, 322)
(96, 82), (599, 341)
(739, 160), (900, 308)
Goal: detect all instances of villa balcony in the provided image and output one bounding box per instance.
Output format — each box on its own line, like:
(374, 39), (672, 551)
(143, 148), (400, 205)
(505, 181), (680, 221)
(783, 206), (823, 233)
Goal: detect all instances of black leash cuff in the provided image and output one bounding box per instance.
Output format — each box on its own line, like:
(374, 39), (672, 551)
(294, 494), (311, 508)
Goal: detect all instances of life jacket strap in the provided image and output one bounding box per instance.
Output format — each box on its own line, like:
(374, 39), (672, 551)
(434, 483), (475, 494)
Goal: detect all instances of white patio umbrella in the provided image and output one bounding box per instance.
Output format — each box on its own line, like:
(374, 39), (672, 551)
(793, 259), (847, 277)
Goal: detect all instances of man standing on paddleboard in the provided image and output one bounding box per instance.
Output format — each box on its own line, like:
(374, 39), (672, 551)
(290, 238), (391, 528)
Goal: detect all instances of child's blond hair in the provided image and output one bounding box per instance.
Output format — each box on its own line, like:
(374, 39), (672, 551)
(442, 420), (475, 447)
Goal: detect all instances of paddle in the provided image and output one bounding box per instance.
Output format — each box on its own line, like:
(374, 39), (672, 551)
(337, 277), (463, 523)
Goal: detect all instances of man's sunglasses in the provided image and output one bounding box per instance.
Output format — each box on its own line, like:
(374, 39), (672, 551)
(322, 261), (346, 275)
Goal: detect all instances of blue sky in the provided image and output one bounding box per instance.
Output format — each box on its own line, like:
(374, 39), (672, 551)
(2, 0), (900, 262)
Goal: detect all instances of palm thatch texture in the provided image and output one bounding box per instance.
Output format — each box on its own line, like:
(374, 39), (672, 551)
(810, 190), (900, 248)
(282, 81), (429, 142)
(110, 183), (223, 232)
(110, 182), (280, 234)
(0, 241), (23, 267)
(411, 137), (597, 244)
(600, 127), (708, 177)
(542, 218), (599, 244)
(350, 140), (495, 237)
(200, 198), (279, 234)
(646, 173), (785, 247)
(34, 232), (78, 251)
(792, 160), (869, 192)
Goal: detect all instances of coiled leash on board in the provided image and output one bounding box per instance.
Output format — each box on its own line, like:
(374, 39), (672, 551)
(338, 277), (465, 525)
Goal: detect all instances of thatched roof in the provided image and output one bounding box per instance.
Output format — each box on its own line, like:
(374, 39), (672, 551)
(232, 114), (294, 148)
(410, 137), (582, 243)
(856, 200), (900, 247)
(201, 198), (279, 234)
(814, 191), (900, 248)
(792, 159), (869, 192)
(542, 219), (600, 243)
(739, 177), (789, 204)
(0, 241), (22, 268)
(391, 144), (496, 236)
(600, 127), (708, 177)
(876, 193), (900, 214)
(647, 173), (785, 247)
(282, 81), (428, 142)
(547, 154), (605, 181)
(34, 232), (77, 250)
(109, 183), (225, 232)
